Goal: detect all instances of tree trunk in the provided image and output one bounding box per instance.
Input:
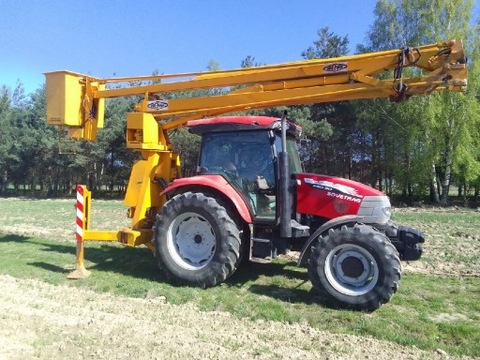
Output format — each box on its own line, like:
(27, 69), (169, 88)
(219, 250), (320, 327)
(440, 145), (453, 205)
(430, 162), (440, 204)
(1, 170), (7, 194)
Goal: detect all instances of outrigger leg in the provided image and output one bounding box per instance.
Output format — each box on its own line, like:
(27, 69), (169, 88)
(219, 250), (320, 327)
(67, 185), (91, 279)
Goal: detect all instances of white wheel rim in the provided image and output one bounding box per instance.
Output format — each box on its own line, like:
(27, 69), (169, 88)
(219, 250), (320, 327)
(324, 244), (379, 296)
(167, 212), (216, 270)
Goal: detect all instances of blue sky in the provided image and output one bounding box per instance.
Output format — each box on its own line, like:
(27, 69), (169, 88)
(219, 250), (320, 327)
(1, 0), (379, 94)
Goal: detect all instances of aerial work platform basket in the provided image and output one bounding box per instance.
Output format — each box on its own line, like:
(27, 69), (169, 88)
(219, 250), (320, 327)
(45, 70), (105, 139)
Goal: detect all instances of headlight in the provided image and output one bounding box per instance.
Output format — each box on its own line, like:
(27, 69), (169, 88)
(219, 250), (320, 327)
(357, 196), (392, 224)
(382, 206), (392, 218)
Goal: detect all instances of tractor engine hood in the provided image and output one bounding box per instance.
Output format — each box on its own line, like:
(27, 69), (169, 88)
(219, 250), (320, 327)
(295, 173), (391, 225)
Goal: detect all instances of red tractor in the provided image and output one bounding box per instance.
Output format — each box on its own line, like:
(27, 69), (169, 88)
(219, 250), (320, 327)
(154, 115), (423, 310)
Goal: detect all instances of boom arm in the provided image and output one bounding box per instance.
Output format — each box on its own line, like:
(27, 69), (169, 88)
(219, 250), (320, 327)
(45, 39), (467, 142)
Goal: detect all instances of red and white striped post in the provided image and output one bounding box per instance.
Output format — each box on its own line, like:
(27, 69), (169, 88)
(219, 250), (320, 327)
(67, 185), (91, 279)
(76, 184), (85, 242)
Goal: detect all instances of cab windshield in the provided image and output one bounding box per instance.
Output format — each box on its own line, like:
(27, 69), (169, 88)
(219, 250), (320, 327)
(198, 130), (275, 187)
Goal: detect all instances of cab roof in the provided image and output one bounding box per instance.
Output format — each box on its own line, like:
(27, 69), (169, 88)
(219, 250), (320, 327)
(187, 116), (302, 138)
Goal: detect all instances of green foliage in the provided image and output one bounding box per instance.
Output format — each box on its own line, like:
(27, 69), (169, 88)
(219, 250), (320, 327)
(0, 84), (65, 195)
(301, 26), (349, 59)
(299, 27), (362, 178)
(356, 0), (479, 203)
(170, 127), (200, 177)
(240, 55), (263, 68)
(0, 82), (140, 196)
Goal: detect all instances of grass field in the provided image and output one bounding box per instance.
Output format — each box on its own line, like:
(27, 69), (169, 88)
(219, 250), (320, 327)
(0, 197), (479, 357)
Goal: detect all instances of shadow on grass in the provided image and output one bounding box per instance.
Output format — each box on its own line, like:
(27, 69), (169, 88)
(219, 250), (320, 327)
(248, 284), (322, 305)
(52, 242), (166, 282)
(0, 233), (165, 282)
(0, 234), (31, 243)
(29, 262), (68, 273)
(227, 261), (323, 306)
(228, 259), (309, 285)
(0, 233), (322, 306)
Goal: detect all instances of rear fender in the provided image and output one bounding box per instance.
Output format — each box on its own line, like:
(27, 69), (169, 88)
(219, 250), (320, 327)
(160, 175), (253, 224)
(297, 215), (365, 266)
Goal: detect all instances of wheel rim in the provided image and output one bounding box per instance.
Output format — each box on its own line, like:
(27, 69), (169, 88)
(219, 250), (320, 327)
(167, 212), (216, 270)
(324, 244), (379, 296)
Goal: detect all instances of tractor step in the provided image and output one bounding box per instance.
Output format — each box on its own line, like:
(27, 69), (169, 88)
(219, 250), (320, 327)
(252, 237), (270, 243)
(290, 220), (310, 237)
(249, 257), (272, 264)
(250, 237), (274, 261)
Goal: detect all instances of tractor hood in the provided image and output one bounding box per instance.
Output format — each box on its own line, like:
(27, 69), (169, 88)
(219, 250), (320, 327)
(296, 173), (392, 225)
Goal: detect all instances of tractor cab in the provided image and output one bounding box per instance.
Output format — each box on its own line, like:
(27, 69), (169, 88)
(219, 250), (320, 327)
(188, 116), (302, 222)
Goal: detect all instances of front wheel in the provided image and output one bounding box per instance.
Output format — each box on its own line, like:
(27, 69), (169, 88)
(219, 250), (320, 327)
(308, 224), (401, 311)
(154, 192), (242, 287)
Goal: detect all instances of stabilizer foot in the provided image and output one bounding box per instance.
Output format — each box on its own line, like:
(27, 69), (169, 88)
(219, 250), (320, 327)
(67, 266), (91, 279)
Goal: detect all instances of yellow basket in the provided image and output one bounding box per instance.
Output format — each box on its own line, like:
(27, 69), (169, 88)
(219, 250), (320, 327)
(44, 70), (104, 128)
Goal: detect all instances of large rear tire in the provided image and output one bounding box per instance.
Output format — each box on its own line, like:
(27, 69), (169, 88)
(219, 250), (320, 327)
(308, 224), (401, 311)
(154, 192), (242, 287)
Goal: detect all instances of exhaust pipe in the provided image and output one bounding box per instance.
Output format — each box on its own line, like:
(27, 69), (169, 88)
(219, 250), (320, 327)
(278, 110), (292, 238)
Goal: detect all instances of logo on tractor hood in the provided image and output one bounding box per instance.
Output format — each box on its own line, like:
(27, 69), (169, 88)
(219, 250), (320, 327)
(304, 178), (363, 198)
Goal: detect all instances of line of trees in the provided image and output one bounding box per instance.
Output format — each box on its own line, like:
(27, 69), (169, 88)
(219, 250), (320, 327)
(1, 0), (479, 205)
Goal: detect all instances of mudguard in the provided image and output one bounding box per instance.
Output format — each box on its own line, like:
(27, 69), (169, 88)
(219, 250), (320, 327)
(160, 175), (253, 224)
(297, 215), (365, 266)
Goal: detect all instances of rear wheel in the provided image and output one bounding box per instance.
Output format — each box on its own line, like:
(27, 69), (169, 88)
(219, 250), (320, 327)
(154, 192), (242, 287)
(308, 224), (401, 311)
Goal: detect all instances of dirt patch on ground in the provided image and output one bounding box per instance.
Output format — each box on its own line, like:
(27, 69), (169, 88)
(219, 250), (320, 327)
(0, 274), (469, 360)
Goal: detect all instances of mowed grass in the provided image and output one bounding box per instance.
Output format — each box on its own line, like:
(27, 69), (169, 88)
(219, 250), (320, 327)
(0, 197), (479, 357)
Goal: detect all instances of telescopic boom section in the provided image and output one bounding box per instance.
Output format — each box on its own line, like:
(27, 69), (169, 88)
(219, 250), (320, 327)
(45, 39), (467, 142)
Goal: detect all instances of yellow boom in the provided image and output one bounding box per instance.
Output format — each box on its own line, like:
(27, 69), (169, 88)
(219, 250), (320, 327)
(46, 39), (466, 142)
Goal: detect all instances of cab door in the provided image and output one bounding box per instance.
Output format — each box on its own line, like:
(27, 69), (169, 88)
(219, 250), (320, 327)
(198, 130), (277, 222)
